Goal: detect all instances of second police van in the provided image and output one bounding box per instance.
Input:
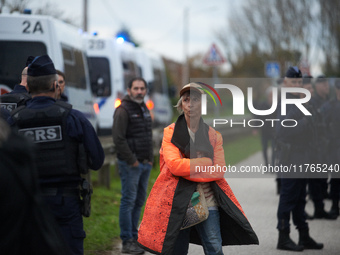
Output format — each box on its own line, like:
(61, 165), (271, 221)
(85, 35), (173, 135)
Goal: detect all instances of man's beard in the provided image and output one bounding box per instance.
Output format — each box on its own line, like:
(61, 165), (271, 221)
(130, 94), (144, 104)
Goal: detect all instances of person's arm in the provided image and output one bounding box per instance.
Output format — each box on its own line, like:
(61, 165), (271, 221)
(67, 110), (104, 170)
(184, 130), (225, 182)
(112, 107), (138, 165)
(162, 126), (224, 182)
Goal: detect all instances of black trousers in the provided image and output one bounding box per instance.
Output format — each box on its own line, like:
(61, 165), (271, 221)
(44, 195), (85, 255)
(277, 178), (308, 231)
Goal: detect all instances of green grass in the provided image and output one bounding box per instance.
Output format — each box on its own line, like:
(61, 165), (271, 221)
(84, 133), (261, 254)
(223, 133), (261, 166)
(83, 166), (121, 253)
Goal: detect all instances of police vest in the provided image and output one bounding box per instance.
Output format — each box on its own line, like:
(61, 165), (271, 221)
(119, 100), (153, 161)
(0, 92), (31, 112)
(11, 101), (79, 178)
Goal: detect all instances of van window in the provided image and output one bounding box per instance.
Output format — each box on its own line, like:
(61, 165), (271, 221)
(122, 61), (139, 89)
(152, 68), (164, 93)
(87, 57), (111, 97)
(62, 44), (87, 89)
(0, 41), (47, 89)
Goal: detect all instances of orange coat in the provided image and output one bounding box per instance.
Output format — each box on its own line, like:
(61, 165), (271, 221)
(138, 122), (258, 254)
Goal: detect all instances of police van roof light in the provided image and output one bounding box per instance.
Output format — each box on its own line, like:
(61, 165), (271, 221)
(116, 37), (125, 44)
(23, 9), (32, 14)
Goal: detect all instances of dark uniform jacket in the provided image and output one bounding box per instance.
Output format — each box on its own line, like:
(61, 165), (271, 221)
(276, 93), (316, 176)
(0, 84), (31, 113)
(321, 99), (340, 168)
(7, 96), (104, 187)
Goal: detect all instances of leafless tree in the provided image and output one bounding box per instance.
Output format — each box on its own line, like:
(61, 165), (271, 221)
(217, 0), (318, 76)
(318, 0), (340, 75)
(1, 0), (78, 26)
(1, 0), (30, 13)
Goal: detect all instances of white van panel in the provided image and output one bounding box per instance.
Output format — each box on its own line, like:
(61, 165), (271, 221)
(84, 36), (124, 134)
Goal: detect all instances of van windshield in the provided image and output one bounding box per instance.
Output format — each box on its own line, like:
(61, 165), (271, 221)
(87, 57), (112, 97)
(0, 41), (47, 89)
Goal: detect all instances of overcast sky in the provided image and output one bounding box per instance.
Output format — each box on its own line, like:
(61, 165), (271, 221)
(29, 0), (233, 64)
(26, 0), (325, 75)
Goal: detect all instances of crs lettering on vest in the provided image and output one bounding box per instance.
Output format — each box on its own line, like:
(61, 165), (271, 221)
(0, 103), (17, 112)
(18, 125), (62, 143)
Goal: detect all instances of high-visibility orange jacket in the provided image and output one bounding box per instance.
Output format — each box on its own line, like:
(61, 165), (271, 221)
(138, 120), (259, 255)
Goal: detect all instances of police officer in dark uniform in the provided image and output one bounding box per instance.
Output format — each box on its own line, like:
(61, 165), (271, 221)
(7, 55), (104, 255)
(301, 75), (317, 220)
(320, 80), (340, 218)
(253, 86), (277, 167)
(308, 75), (335, 219)
(276, 66), (323, 251)
(0, 56), (33, 113)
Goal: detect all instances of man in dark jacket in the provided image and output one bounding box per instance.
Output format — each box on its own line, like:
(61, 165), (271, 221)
(276, 66), (323, 251)
(113, 77), (153, 254)
(7, 55), (104, 255)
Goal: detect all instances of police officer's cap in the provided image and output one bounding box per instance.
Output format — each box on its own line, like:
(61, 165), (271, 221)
(27, 55), (57, 77)
(285, 66), (302, 78)
(25, 56), (35, 67)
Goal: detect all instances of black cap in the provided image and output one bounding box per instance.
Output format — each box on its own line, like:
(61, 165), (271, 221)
(27, 55), (57, 77)
(315, 75), (327, 83)
(302, 75), (313, 85)
(285, 66), (302, 78)
(25, 56), (35, 67)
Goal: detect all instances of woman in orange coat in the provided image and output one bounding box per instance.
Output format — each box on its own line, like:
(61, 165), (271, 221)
(138, 83), (258, 255)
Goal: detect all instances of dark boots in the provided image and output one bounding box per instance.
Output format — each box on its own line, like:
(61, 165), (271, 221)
(122, 239), (145, 254)
(314, 207), (337, 220)
(329, 198), (339, 218)
(298, 228), (324, 250)
(277, 229), (304, 251)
